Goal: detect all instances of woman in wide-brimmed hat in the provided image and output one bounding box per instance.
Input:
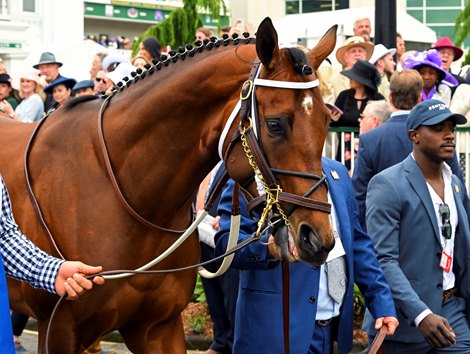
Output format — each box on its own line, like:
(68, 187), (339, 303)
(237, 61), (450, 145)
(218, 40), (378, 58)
(429, 37), (464, 79)
(0, 69), (45, 122)
(330, 60), (384, 169)
(404, 49), (458, 106)
(44, 76), (76, 111)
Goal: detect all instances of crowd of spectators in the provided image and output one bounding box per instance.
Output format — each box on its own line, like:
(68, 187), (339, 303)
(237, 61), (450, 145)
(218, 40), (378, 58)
(1, 15), (470, 354)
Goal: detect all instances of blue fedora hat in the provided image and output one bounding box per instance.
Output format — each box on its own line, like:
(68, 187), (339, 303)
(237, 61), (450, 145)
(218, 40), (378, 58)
(44, 77), (77, 94)
(72, 79), (94, 93)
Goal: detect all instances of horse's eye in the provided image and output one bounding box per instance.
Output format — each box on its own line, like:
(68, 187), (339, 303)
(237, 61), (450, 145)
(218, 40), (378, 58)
(266, 119), (283, 135)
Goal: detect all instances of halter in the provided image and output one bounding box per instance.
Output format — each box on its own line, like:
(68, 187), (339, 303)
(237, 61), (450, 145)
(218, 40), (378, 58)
(220, 62), (331, 236)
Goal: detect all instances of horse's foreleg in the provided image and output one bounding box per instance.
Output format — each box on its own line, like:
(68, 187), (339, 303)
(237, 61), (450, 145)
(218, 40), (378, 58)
(36, 316), (82, 354)
(120, 315), (186, 354)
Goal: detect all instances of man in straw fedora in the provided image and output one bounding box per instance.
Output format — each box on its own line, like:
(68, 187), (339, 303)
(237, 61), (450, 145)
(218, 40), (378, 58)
(329, 36), (374, 102)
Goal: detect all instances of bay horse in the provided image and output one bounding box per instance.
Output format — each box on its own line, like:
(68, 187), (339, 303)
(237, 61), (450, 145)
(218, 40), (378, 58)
(0, 18), (336, 353)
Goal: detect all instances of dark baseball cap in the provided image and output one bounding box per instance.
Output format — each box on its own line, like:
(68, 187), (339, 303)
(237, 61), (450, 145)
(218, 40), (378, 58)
(407, 99), (467, 131)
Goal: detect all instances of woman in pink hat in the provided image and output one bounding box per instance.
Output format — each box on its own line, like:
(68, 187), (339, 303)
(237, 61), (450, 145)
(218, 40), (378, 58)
(0, 70), (44, 122)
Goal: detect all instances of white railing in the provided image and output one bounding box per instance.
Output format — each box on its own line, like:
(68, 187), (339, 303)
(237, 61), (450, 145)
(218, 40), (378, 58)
(324, 127), (470, 192)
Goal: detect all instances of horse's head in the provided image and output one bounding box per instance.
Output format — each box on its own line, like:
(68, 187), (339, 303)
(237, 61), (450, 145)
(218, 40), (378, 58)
(224, 18), (337, 266)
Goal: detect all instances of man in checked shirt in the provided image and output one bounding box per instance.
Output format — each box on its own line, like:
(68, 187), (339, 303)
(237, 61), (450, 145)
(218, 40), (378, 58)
(0, 177), (104, 352)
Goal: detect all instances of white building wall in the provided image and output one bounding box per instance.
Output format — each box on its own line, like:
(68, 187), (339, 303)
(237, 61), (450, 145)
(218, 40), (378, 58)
(0, 0), (85, 76)
(227, 0), (285, 28)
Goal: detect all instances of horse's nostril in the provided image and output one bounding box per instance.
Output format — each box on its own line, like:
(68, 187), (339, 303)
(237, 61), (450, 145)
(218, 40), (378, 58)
(299, 224), (320, 252)
(298, 224), (334, 265)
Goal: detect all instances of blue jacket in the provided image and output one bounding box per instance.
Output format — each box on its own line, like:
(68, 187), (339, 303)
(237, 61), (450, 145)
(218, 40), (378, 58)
(363, 156), (470, 343)
(215, 158), (396, 354)
(0, 255), (14, 353)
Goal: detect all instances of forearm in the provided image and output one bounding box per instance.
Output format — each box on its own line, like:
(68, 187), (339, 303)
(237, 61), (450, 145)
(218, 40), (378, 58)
(1, 225), (63, 293)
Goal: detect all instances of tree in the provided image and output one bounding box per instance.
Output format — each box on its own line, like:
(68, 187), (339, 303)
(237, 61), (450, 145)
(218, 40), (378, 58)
(132, 0), (226, 56)
(453, 3), (470, 65)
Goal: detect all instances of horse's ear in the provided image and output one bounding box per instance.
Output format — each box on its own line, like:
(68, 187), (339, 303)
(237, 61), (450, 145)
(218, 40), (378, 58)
(308, 25), (338, 71)
(256, 17), (280, 70)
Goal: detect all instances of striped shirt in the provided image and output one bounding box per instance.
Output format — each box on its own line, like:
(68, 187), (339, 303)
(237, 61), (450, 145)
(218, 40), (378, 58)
(0, 177), (63, 294)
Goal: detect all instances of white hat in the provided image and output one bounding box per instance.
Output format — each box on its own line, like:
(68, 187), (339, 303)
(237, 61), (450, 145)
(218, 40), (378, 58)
(106, 62), (137, 85)
(102, 52), (128, 73)
(369, 44), (397, 65)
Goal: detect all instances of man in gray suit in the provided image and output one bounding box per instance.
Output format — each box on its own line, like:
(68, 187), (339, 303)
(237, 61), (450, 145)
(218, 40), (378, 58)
(353, 70), (466, 230)
(363, 99), (470, 352)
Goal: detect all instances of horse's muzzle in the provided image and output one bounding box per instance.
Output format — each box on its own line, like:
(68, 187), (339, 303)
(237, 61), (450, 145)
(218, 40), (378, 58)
(297, 224), (335, 266)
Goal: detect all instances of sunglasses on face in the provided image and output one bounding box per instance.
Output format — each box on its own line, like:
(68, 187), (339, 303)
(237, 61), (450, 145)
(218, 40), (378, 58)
(95, 77), (106, 83)
(439, 203), (452, 239)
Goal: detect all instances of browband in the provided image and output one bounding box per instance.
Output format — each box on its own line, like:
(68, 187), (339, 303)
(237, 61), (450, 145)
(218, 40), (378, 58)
(254, 78), (320, 89)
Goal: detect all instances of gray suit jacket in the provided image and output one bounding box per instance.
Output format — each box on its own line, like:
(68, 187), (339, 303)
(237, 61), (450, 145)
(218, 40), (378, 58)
(363, 155), (470, 343)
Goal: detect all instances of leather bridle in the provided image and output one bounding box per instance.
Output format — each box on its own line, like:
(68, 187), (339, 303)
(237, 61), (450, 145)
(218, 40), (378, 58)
(221, 62), (331, 236)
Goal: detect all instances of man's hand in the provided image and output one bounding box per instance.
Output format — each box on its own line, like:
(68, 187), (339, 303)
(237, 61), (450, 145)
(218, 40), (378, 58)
(55, 261), (105, 300)
(375, 316), (399, 335)
(211, 215), (221, 231)
(418, 313), (456, 348)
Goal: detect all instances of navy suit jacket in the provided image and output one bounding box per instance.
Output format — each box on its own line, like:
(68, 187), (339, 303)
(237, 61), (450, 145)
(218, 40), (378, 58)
(352, 112), (465, 230)
(363, 156), (470, 343)
(215, 158), (396, 354)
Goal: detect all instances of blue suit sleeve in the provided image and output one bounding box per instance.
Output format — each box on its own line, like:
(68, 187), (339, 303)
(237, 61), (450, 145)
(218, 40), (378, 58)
(214, 179), (276, 270)
(352, 133), (374, 230)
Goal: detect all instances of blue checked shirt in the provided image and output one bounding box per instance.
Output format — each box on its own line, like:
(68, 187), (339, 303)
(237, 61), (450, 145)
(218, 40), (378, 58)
(0, 177), (63, 294)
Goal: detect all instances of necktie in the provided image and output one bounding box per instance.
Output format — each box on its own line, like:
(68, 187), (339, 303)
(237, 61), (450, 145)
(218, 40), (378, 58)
(326, 256), (346, 304)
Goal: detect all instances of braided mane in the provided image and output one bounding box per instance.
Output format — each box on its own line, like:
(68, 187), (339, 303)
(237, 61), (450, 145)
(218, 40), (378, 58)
(113, 32), (255, 94)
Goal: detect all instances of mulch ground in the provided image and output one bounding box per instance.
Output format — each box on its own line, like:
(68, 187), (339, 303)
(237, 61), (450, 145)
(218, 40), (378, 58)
(182, 302), (213, 339)
(182, 301), (368, 344)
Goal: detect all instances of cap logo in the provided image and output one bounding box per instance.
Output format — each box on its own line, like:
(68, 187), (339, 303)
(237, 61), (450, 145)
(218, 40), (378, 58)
(428, 103), (447, 111)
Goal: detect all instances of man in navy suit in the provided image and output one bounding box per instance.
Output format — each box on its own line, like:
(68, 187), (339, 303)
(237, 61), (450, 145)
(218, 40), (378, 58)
(352, 70), (465, 230)
(363, 99), (470, 352)
(214, 158), (398, 354)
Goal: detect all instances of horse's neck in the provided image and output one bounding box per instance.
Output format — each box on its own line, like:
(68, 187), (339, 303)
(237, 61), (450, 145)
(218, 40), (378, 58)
(101, 46), (255, 218)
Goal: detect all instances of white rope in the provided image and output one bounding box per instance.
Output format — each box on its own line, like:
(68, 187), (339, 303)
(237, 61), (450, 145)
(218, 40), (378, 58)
(198, 214), (240, 278)
(102, 211), (208, 279)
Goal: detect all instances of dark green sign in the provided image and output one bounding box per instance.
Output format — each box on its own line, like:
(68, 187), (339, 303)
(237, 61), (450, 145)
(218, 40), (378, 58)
(0, 42), (22, 49)
(85, 2), (228, 26)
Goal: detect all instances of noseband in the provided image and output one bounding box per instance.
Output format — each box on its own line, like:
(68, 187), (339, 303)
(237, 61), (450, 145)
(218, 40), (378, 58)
(221, 62), (331, 236)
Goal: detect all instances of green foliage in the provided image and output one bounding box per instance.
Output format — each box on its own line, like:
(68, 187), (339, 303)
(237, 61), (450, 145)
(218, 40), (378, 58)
(453, 3), (470, 65)
(192, 274), (206, 303)
(132, 0), (226, 57)
(353, 283), (364, 316)
(188, 314), (206, 334)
